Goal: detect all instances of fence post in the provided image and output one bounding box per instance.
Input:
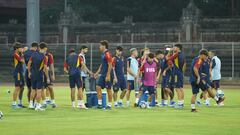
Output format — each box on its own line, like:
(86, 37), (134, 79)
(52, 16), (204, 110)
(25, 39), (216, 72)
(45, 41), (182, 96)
(232, 42), (234, 80)
(178, 32), (181, 42)
(90, 43), (93, 71)
(131, 33), (134, 45)
(201, 42), (204, 49)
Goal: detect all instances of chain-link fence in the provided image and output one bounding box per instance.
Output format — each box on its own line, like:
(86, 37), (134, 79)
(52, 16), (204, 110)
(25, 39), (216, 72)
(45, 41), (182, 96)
(0, 42), (239, 80)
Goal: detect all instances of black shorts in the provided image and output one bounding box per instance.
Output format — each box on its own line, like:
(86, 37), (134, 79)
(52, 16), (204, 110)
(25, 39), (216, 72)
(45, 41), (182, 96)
(191, 79), (210, 95)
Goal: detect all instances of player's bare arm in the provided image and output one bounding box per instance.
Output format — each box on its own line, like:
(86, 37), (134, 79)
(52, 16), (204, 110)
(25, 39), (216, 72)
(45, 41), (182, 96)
(127, 60), (137, 78)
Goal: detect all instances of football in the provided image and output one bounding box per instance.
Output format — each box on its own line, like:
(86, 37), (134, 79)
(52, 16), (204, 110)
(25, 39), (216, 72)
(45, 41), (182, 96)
(0, 111), (3, 119)
(216, 90), (225, 98)
(139, 101), (147, 109)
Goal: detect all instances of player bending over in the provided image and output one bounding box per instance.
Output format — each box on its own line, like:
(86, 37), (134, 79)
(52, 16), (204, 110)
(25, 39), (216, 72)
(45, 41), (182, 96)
(137, 53), (157, 108)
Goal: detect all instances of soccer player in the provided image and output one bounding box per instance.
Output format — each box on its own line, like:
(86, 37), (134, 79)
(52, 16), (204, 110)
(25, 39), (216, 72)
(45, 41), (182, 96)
(44, 51), (57, 108)
(28, 42), (49, 111)
(135, 48), (151, 106)
(17, 46), (29, 108)
(189, 49), (224, 112)
(196, 57), (212, 106)
(64, 48), (92, 109)
(23, 42), (38, 103)
(12, 42), (25, 109)
(155, 50), (164, 105)
(94, 40), (113, 109)
(125, 48), (139, 107)
(79, 45), (89, 91)
(112, 46), (127, 107)
(170, 44), (186, 108)
(138, 53), (157, 108)
(209, 50), (224, 105)
(209, 51), (221, 90)
(159, 50), (174, 107)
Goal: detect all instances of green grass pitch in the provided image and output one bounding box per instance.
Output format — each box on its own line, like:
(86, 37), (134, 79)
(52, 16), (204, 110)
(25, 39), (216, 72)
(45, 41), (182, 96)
(0, 85), (240, 135)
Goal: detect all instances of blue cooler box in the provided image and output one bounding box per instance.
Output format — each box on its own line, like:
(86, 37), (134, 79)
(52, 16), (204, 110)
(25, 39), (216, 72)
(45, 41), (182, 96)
(86, 91), (107, 108)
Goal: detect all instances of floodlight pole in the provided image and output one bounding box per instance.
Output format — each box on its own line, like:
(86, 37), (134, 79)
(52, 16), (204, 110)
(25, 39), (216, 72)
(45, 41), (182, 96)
(63, 0), (68, 60)
(27, 0), (40, 46)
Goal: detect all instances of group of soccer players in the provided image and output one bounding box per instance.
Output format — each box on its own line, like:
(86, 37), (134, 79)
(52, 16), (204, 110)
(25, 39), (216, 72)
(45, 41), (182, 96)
(12, 42), (56, 111)
(11, 40), (225, 112)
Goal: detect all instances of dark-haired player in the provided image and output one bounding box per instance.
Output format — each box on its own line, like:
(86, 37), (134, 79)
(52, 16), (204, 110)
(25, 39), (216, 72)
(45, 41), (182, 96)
(112, 46), (127, 107)
(12, 42), (25, 109)
(138, 53), (157, 108)
(79, 45), (89, 92)
(23, 42), (38, 103)
(28, 42), (49, 111)
(170, 44), (186, 108)
(64, 48), (92, 109)
(44, 50), (57, 108)
(94, 40), (113, 109)
(159, 49), (174, 107)
(189, 49), (224, 112)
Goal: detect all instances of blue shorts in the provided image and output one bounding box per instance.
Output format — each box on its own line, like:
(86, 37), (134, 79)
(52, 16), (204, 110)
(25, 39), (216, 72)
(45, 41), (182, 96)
(161, 74), (171, 89)
(127, 80), (135, 90)
(174, 71), (183, 88)
(13, 72), (25, 87)
(142, 85), (156, 95)
(31, 73), (44, 90)
(169, 74), (175, 89)
(211, 80), (220, 89)
(25, 71), (31, 88)
(113, 77), (127, 91)
(191, 79), (210, 94)
(97, 75), (112, 89)
(69, 73), (82, 89)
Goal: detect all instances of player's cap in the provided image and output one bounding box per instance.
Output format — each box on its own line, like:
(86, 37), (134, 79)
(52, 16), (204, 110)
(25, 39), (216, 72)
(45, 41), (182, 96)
(164, 44), (172, 51)
(199, 49), (208, 56)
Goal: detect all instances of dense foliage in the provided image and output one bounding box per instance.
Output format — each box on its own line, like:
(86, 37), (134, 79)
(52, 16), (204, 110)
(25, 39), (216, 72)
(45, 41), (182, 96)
(40, 0), (235, 24)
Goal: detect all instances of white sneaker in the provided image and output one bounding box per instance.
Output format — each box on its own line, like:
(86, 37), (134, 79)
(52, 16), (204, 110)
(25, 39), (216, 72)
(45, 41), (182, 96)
(218, 102), (225, 106)
(146, 104), (151, 109)
(28, 104), (35, 109)
(78, 104), (88, 110)
(35, 107), (45, 111)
